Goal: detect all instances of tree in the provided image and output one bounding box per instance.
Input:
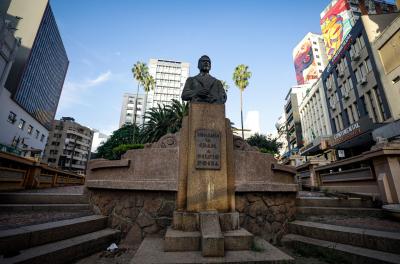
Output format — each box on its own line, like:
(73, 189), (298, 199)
(233, 64), (251, 139)
(132, 61), (149, 139)
(246, 133), (282, 155)
(141, 99), (188, 143)
(220, 80), (229, 93)
(97, 124), (138, 160)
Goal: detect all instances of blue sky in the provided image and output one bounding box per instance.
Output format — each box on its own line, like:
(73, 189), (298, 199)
(52, 0), (332, 135)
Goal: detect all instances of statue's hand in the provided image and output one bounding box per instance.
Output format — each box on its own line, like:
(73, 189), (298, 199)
(197, 88), (209, 97)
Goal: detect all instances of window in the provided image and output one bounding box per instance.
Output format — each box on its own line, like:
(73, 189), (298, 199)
(374, 87), (389, 120)
(360, 62), (367, 77)
(367, 91), (378, 122)
(35, 130), (40, 139)
(354, 69), (361, 83)
(40, 134), (45, 142)
(313, 41), (317, 45)
(18, 119), (26, 129)
(316, 55), (320, 58)
(7, 112), (17, 124)
(365, 57), (372, 73)
(317, 62), (321, 66)
(27, 125), (33, 134)
(314, 48), (319, 52)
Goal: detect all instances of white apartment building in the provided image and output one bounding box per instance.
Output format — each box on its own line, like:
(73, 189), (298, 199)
(147, 59), (190, 110)
(299, 78), (333, 146)
(119, 93), (146, 127)
(293, 32), (328, 85)
(91, 129), (110, 153)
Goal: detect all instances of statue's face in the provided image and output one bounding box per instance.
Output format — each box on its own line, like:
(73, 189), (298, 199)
(198, 58), (211, 73)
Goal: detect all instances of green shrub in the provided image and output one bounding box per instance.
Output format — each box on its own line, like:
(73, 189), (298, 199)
(112, 144), (144, 159)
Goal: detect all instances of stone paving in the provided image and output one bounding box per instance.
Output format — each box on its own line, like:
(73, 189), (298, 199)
(299, 215), (400, 233)
(0, 210), (93, 230)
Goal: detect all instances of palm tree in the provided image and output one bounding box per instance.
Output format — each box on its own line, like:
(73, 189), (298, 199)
(220, 80), (229, 93)
(131, 61), (149, 142)
(141, 100), (188, 143)
(233, 64), (251, 139)
(132, 62), (148, 124)
(142, 74), (156, 124)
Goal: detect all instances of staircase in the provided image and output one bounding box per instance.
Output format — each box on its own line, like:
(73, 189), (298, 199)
(283, 194), (400, 264)
(0, 188), (120, 264)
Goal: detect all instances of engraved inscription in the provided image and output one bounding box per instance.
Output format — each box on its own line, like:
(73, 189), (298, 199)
(195, 129), (221, 170)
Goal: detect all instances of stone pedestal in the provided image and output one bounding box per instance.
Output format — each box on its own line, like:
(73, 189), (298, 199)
(177, 103), (235, 212)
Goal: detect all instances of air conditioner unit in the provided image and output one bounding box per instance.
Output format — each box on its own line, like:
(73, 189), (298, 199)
(343, 91), (350, 99)
(352, 51), (361, 61)
(338, 71), (345, 78)
(360, 76), (367, 85)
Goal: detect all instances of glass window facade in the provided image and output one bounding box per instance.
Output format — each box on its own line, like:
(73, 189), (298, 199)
(13, 5), (69, 130)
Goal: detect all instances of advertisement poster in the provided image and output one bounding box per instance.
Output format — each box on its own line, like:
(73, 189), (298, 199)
(293, 39), (318, 85)
(320, 0), (352, 60)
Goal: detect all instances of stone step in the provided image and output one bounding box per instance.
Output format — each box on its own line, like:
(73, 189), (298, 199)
(132, 237), (294, 263)
(289, 220), (400, 254)
(0, 228), (120, 264)
(200, 212), (224, 257)
(224, 228), (253, 251)
(0, 215), (108, 255)
(283, 234), (400, 264)
(0, 204), (91, 212)
(164, 227), (201, 251)
(296, 197), (376, 208)
(0, 193), (87, 204)
(296, 206), (383, 217)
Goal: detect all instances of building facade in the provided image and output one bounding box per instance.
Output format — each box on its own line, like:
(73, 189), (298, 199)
(320, 0), (397, 60)
(119, 93), (146, 127)
(147, 59), (190, 110)
(0, 11), (48, 156)
(283, 84), (310, 153)
(43, 117), (93, 174)
(321, 13), (399, 157)
(91, 130), (110, 153)
(299, 78), (333, 146)
(4, 0), (68, 130)
(0, 0), (68, 156)
(293, 32), (328, 85)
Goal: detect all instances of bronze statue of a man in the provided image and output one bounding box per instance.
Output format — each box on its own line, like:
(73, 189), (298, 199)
(181, 55), (227, 104)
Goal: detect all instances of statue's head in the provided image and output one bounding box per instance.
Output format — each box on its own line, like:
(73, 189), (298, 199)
(198, 55), (211, 73)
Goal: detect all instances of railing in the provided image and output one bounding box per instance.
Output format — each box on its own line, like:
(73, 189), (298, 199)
(0, 151), (85, 191)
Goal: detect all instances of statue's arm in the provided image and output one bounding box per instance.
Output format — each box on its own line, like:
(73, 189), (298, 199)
(181, 78), (194, 101)
(216, 80), (227, 103)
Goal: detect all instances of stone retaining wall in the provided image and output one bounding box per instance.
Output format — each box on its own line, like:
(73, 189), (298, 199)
(236, 192), (296, 244)
(88, 189), (296, 246)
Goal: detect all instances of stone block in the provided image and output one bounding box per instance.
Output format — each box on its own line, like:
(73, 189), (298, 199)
(224, 228), (254, 250)
(219, 212), (239, 231)
(164, 227), (201, 252)
(200, 211), (224, 257)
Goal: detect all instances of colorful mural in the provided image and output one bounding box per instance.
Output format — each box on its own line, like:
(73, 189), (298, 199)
(320, 0), (352, 60)
(293, 39), (318, 85)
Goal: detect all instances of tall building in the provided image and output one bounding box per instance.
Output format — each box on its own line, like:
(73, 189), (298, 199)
(0, 0), (68, 156)
(320, 0), (397, 60)
(299, 78), (333, 146)
(321, 13), (399, 158)
(119, 93), (146, 127)
(91, 129), (110, 153)
(244, 111), (261, 138)
(4, 0), (68, 130)
(283, 84), (310, 153)
(43, 117), (93, 175)
(293, 32), (328, 85)
(147, 59), (190, 110)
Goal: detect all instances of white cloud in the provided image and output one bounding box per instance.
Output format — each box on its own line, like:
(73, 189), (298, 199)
(58, 71), (112, 110)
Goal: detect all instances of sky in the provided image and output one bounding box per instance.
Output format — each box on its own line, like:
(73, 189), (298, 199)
(51, 0), (333, 136)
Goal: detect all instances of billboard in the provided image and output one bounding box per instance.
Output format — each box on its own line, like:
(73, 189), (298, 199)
(320, 0), (352, 60)
(293, 38), (318, 85)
